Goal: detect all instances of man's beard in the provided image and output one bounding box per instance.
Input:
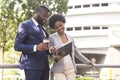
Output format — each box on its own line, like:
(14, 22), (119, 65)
(36, 15), (44, 26)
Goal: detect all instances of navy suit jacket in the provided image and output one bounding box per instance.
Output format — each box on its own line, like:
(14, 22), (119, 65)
(14, 19), (49, 70)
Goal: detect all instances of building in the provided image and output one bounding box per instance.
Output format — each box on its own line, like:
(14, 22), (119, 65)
(65, 0), (120, 79)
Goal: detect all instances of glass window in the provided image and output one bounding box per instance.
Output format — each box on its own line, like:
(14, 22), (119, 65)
(75, 5), (81, 8)
(75, 27), (82, 30)
(66, 27), (73, 31)
(68, 6), (73, 9)
(93, 26), (100, 30)
(102, 27), (108, 29)
(83, 4), (90, 8)
(83, 26), (91, 30)
(92, 4), (100, 7)
(101, 3), (109, 6)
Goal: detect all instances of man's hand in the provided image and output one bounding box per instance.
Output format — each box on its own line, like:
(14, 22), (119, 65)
(36, 43), (49, 51)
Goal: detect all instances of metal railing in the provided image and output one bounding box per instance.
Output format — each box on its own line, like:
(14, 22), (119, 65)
(1, 64), (120, 80)
(0, 64), (19, 68)
(76, 64), (120, 68)
(1, 64), (120, 68)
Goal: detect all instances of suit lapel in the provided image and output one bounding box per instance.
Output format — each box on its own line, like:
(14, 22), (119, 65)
(28, 19), (44, 42)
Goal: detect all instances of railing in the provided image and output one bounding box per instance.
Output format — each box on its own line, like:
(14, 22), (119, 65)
(76, 64), (120, 68)
(1, 64), (120, 80)
(1, 64), (120, 68)
(0, 64), (19, 68)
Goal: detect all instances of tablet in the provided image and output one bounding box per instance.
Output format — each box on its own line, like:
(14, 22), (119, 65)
(57, 41), (72, 57)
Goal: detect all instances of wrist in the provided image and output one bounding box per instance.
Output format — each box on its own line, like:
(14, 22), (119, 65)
(36, 45), (39, 51)
(36, 45), (42, 51)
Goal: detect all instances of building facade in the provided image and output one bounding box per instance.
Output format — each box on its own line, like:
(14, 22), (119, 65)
(65, 0), (120, 79)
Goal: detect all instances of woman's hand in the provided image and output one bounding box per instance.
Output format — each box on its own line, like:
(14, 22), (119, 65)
(49, 46), (58, 54)
(54, 55), (62, 61)
(89, 61), (94, 67)
(54, 51), (65, 61)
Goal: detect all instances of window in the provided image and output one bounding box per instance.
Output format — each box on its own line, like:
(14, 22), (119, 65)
(75, 27), (82, 30)
(83, 26), (91, 30)
(102, 26), (108, 29)
(83, 4), (90, 8)
(101, 3), (109, 6)
(66, 27), (73, 31)
(93, 26), (100, 30)
(75, 5), (81, 8)
(92, 4), (100, 7)
(68, 6), (73, 9)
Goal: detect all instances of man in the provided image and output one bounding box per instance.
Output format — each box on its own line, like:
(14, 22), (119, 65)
(14, 5), (51, 80)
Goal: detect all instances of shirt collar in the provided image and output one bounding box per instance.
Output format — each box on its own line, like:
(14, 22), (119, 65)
(32, 18), (39, 27)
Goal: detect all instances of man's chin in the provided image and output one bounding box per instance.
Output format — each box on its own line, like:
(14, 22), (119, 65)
(38, 22), (44, 26)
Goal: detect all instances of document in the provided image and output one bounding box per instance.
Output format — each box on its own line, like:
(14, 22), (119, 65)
(57, 41), (72, 57)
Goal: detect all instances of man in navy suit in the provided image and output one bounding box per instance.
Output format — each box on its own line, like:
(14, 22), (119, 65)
(14, 5), (51, 80)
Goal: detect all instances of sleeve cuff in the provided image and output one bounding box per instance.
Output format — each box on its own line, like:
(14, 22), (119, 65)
(34, 45), (37, 52)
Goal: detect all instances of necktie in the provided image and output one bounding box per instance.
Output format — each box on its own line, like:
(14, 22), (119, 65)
(38, 25), (49, 39)
(38, 25), (45, 39)
(41, 26), (49, 38)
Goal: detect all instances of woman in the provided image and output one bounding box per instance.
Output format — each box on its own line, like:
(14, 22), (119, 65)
(48, 14), (93, 80)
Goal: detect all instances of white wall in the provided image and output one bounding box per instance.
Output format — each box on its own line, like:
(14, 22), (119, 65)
(65, 13), (120, 27)
(68, 0), (120, 6)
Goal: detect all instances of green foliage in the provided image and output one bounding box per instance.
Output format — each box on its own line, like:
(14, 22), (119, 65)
(19, 0), (68, 34)
(76, 76), (94, 80)
(0, 0), (20, 52)
(4, 69), (19, 75)
(20, 0), (68, 20)
(3, 69), (21, 80)
(4, 48), (20, 64)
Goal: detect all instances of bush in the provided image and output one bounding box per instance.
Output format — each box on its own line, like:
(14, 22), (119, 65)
(76, 76), (94, 80)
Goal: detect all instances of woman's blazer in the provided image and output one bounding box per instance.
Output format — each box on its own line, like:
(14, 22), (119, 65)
(49, 32), (90, 72)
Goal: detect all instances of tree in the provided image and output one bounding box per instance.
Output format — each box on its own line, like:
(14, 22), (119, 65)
(0, 0), (21, 63)
(21, 0), (68, 20)
(0, 0), (21, 79)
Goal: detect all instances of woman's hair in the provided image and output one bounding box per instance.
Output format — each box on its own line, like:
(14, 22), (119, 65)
(48, 14), (66, 29)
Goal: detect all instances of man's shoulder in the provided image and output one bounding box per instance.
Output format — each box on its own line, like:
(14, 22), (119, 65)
(18, 19), (33, 29)
(22, 19), (32, 25)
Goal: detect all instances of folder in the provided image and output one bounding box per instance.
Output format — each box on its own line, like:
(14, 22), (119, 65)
(57, 41), (72, 57)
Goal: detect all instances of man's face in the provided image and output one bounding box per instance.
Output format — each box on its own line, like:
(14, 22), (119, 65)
(37, 10), (50, 26)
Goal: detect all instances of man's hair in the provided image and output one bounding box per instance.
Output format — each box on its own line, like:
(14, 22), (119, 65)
(48, 14), (66, 29)
(34, 5), (50, 13)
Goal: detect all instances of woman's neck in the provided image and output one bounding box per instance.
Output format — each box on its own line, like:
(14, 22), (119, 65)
(58, 32), (68, 44)
(58, 32), (65, 36)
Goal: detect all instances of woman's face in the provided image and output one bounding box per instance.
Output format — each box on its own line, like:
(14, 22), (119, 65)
(54, 21), (65, 34)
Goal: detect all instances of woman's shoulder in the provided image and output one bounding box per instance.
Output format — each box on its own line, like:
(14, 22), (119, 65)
(66, 33), (72, 37)
(66, 33), (73, 40)
(49, 32), (58, 37)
